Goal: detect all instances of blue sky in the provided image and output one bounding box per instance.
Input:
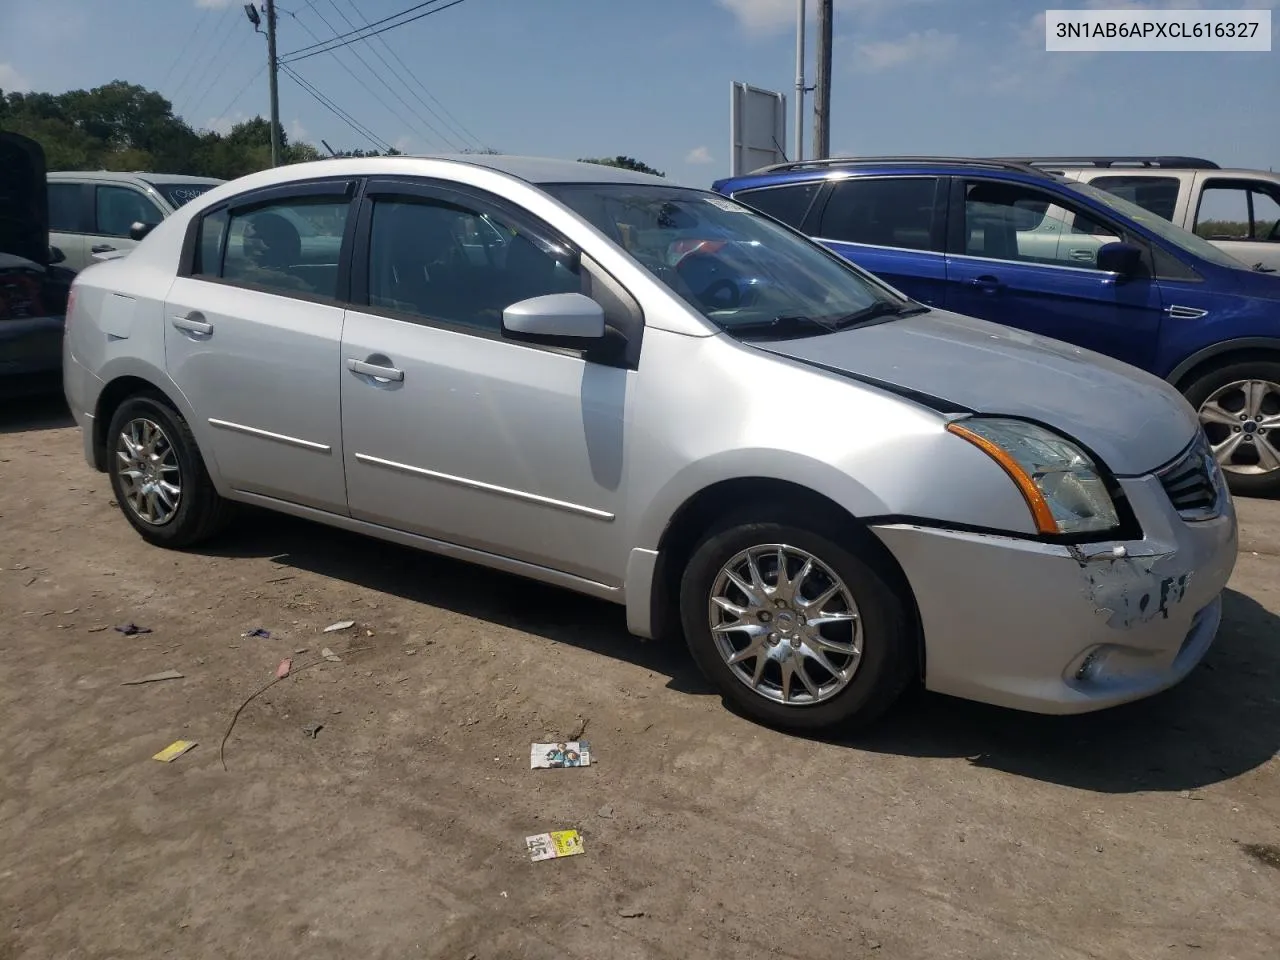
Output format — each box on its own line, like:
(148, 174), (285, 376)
(1, 0), (1276, 185)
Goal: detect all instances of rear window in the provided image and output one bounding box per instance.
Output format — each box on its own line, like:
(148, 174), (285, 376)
(147, 181), (218, 209)
(732, 182), (822, 228)
(819, 177), (940, 251)
(1088, 175), (1180, 222)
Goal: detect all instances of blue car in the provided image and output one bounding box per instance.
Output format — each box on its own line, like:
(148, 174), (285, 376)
(713, 157), (1280, 497)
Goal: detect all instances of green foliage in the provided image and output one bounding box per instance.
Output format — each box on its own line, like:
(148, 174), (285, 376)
(578, 155), (665, 177)
(0, 80), (359, 180)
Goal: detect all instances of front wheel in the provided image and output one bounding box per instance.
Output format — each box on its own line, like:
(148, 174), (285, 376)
(679, 512), (915, 733)
(1183, 360), (1280, 499)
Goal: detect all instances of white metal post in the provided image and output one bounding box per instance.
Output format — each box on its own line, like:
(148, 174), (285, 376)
(794, 0), (806, 162)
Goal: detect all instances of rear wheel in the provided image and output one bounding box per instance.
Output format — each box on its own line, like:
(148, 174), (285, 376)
(679, 510), (914, 732)
(1183, 360), (1280, 498)
(106, 395), (234, 547)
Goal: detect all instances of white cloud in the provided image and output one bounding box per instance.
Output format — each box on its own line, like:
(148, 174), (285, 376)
(195, 0), (238, 8)
(204, 111), (247, 135)
(685, 145), (714, 164)
(288, 118), (309, 142)
(852, 29), (958, 72)
(717, 0), (937, 35)
(0, 62), (31, 93)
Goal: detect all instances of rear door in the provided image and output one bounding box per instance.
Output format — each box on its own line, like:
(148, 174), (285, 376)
(162, 177), (357, 512)
(1190, 175), (1280, 272)
(87, 182), (165, 262)
(809, 175), (948, 305)
(46, 181), (88, 271)
(942, 177), (1165, 371)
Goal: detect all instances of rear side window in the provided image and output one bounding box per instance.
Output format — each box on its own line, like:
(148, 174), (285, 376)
(819, 177), (939, 251)
(220, 198), (350, 299)
(47, 183), (83, 232)
(1195, 181), (1280, 242)
(733, 182), (822, 228)
(95, 185), (163, 237)
(1089, 176), (1180, 222)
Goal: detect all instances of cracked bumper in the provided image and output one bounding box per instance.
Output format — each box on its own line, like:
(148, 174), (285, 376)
(871, 474), (1238, 715)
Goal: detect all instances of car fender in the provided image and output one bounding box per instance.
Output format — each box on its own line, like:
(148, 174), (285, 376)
(1165, 336), (1280, 387)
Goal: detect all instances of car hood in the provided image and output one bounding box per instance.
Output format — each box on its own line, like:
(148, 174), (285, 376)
(0, 132), (49, 267)
(757, 308), (1199, 476)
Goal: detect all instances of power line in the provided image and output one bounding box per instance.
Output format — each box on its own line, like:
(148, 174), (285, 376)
(280, 0), (472, 64)
(338, 0), (484, 150)
(281, 0), (447, 58)
(205, 63), (268, 133)
(170, 4), (239, 111)
(280, 63), (393, 152)
(159, 5), (215, 92)
(179, 9), (254, 122)
(287, 1), (459, 149)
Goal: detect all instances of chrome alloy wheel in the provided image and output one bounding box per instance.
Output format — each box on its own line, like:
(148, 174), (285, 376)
(115, 417), (182, 525)
(708, 544), (862, 706)
(1198, 379), (1280, 476)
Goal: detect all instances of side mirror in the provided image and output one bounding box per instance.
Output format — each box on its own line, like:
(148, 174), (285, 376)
(129, 221), (158, 242)
(48, 245), (66, 265)
(1097, 241), (1143, 279)
(502, 293), (605, 346)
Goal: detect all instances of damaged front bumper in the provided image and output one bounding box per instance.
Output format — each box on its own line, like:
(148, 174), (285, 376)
(871, 472), (1238, 715)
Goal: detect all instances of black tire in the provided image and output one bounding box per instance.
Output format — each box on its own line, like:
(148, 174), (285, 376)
(679, 507), (915, 733)
(106, 393), (235, 547)
(1182, 359), (1280, 499)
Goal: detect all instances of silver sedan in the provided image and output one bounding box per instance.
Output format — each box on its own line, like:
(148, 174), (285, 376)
(62, 155), (1238, 731)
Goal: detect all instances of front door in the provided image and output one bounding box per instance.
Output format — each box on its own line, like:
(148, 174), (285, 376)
(943, 177), (1165, 372)
(163, 182), (355, 512)
(340, 178), (632, 585)
(88, 184), (163, 264)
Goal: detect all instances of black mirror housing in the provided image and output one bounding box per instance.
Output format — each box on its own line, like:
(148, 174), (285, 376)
(129, 221), (158, 242)
(1097, 241), (1143, 278)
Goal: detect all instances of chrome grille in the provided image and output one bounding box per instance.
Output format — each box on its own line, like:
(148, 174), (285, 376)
(1158, 436), (1223, 521)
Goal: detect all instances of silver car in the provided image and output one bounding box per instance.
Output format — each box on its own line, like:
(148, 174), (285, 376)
(62, 155), (1239, 731)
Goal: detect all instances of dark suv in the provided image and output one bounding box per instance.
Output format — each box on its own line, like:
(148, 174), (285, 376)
(713, 157), (1280, 497)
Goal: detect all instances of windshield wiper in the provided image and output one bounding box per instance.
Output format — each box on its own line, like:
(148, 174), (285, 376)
(829, 301), (930, 329)
(726, 314), (838, 339)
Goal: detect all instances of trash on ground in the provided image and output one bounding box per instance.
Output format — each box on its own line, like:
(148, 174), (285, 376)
(597, 804), (615, 819)
(115, 623), (151, 636)
(617, 906), (645, 918)
(122, 669), (184, 685)
(294, 647), (309, 654)
(526, 829), (584, 862)
(323, 620), (355, 633)
(302, 722), (323, 739)
(321, 647), (341, 662)
(531, 741), (591, 768)
(87, 625), (110, 633)
(153, 740), (198, 762)
(276, 658), (292, 679)
(242, 628), (271, 639)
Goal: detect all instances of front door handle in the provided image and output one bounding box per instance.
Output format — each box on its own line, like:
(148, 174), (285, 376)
(347, 357), (404, 382)
(91, 244), (116, 253)
(969, 275), (1002, 292)
(171, 313), (213, 336)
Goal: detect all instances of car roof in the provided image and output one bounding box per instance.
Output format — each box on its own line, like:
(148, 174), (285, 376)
(47, 171), (225, 186)
(384, 153), (671, 186)
(714, 158), (1062, 193)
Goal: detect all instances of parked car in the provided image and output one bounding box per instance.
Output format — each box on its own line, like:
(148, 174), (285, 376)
(1001, 156), (1280, 273)
(47, 170), (223, 272)
(714, 157), (1280, 498)
(1, 132), (73, 395)
(64, 155), (1237, 731)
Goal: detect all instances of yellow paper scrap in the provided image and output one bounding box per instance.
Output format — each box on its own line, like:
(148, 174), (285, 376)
(152, 740), (197, 763)
(526, 829), (584, 862)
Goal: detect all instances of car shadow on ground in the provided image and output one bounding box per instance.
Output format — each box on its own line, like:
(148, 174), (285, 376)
(199, 510), (1279, 794)
(0, 390), (73, 434)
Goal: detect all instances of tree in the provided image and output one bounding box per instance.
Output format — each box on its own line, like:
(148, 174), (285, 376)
(578, 155), (664, 177)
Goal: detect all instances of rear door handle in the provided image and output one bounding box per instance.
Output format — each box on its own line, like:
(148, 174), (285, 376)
(969, 275), (1002, 292)
(171, 313), (213, 336)
(347, 357), (404, 382)
(91, 244), (116, 253)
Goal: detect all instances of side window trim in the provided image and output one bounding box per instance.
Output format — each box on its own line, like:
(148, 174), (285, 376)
(349, 176), (639, 369)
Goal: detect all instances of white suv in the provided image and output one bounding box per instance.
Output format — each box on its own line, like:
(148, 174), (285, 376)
(47, 171), (223, 272)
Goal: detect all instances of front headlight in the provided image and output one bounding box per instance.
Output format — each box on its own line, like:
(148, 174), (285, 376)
(947, 417), (1120, 536)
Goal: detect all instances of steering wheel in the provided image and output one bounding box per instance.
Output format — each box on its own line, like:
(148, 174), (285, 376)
(675, 252), (742, 311)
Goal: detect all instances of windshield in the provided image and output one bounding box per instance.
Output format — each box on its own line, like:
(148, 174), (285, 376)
(147, 181), (218, 209)
(1066, 180), (1248, 271)
(541, 183), (902, 334)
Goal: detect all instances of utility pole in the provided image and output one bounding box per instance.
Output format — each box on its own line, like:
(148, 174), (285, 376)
(265, 0), (282, 166)
(813, 0), (832, 160)
(793, 0), (806, 162)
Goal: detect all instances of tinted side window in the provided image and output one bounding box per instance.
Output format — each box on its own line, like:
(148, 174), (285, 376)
(734, 182), (821, 228)
(962, 181), (1126, 271)
(95, 186), (163, 237)
(222, 198), (349, 298)
(367, 196), (579, 332)
(1195, 184), (1251, 240)
(819, 178), (939, 251)
(1089, 175), (1180, 222)
(194, 209), (228, 276)
(48, 183), (83, 232)
(1252, 189), (1280, 242)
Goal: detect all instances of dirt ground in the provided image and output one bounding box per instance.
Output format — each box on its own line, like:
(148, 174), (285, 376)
(1, 394), (1277, 960)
